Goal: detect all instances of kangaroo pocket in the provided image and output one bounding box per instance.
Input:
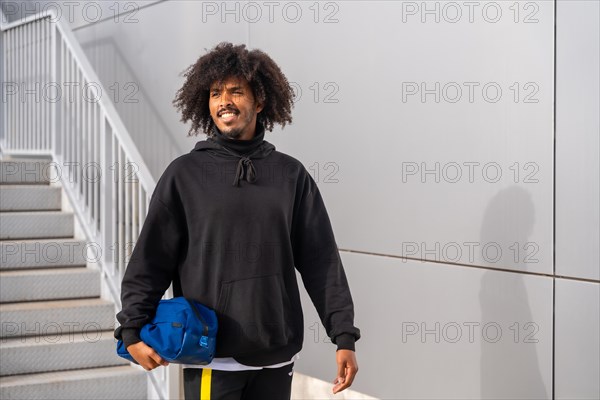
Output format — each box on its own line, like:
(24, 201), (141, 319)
(215, 273), (295, 357)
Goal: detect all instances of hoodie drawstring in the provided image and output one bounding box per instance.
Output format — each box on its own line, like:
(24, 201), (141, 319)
(208, 142), (264, 187)
(234, 156), (257, 187)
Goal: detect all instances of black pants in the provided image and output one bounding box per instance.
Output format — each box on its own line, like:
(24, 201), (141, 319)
(183, 363), (294, 400)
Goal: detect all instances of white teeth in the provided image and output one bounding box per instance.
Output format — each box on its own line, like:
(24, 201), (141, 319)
(220, 112), (236, 118)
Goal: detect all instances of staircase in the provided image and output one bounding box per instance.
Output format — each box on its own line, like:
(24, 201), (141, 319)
(0, 157), (147, 399)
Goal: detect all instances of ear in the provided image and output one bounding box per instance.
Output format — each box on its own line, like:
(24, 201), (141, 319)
(255, 101), (264, 113)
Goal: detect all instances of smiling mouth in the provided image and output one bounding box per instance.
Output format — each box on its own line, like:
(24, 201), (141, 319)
(219, 111), (238, 123)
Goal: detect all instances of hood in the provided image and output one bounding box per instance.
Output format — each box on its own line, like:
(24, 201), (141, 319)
(190, 127), (276, 187)
(191, 137), (275, 156)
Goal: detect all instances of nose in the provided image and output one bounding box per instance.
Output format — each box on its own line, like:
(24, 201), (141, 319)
(219, 91), (233, 107)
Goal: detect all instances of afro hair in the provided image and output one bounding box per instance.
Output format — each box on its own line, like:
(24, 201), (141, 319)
(172, 42), (295, 137)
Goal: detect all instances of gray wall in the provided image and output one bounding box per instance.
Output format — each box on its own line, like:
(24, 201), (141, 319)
(4, 0), (596, 398)
(555, 1), (599, 398)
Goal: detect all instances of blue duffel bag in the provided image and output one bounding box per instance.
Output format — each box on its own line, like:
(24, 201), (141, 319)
(116, 297), (218, 365)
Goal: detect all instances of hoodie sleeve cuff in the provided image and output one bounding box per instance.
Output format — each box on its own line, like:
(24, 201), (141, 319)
(121, 328), (142, 349)
(333, 333), (356, 352)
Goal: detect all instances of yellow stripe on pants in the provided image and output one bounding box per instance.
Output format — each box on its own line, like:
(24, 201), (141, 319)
(200, 368), (212, 400)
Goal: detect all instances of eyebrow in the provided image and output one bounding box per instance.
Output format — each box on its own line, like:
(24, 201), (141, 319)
(210, 85), (244, 91)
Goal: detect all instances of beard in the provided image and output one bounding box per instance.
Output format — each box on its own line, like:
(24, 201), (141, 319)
(220, 126), (244, 140)
(218, 112), (253, 140)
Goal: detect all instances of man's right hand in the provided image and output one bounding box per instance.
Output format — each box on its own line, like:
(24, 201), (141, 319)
(126, 341), (169, 371)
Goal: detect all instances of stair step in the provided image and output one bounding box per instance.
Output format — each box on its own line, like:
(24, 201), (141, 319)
(0, 330), (127, 376)
(0, 365), (147, 399)
(0, 185), (61, 211)
(0, 159), (53, 185)
(0, 238), (88, 270)
(0, 211), (74, 240)
(0, 268), (100, 303)
(0, 299), (115, 339)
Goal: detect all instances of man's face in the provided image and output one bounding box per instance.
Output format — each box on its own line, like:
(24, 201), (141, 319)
(209, 76), (264, 140)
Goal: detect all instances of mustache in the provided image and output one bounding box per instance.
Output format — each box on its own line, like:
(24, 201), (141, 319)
(218, 108), (239, 116)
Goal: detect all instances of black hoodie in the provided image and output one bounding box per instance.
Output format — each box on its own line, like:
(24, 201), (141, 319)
(114, 123), (361, 366)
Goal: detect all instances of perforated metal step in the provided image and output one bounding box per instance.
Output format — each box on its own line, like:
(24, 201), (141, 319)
(0, 330), (127, 376)
(0, 267), (100, 302)
(0, 365), (147, 399)
(0, 185), (61, 211)
(0, 298), (115, 339)
(0, 238), (89, 270)
(0, 211), (74, 239)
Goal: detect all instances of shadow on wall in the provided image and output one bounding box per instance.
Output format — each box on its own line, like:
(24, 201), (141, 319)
(80, 36), (183, 180)
(479, 185), (548, 399)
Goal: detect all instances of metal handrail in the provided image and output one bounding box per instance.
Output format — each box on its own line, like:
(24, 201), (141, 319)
(0, 9), (178, 399)
(1, 9), (155, 191)
(1, 8), (156, 302)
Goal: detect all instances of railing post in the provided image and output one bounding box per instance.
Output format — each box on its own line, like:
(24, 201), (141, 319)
(50, 12), (56, 157)
(100, 114), (118, 304)
(0, 11), (5, 148)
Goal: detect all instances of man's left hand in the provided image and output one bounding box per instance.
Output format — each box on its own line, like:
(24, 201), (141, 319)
(332, 349), (359, 394)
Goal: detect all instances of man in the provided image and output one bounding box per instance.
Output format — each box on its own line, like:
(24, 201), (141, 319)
(114, 42), (360, 399)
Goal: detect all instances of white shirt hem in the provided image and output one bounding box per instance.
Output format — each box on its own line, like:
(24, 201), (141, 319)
(182, 352), (300, 371)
